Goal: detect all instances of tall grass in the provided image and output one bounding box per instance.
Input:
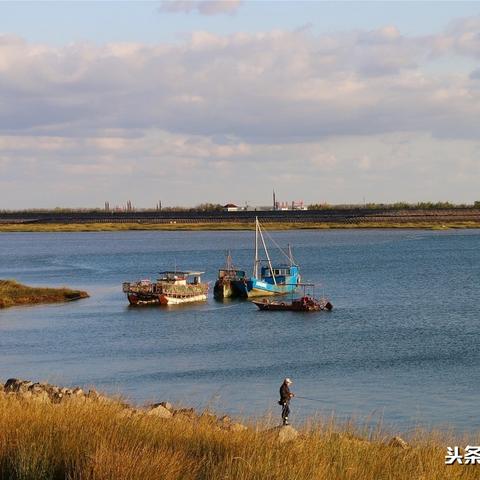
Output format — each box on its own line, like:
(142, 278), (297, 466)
(0, 280), (88, 308)
(0, 393), (474, 480)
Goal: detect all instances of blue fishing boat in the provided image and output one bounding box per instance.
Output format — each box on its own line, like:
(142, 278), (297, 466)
(231, 217), (300, 297)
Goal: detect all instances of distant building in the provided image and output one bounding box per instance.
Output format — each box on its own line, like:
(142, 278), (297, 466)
(223, 203), (239, 212)
(274, 200), (307, 211)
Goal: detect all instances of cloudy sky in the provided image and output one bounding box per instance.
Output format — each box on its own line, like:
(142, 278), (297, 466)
(1, 1), (480, 209)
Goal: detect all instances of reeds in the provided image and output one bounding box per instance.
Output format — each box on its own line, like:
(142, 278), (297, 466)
(0, 280), (89, 308)
(0, 221), (479, 232)
(0, 392), (474, 480)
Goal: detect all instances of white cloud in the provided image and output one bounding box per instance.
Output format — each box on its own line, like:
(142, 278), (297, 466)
(2, 18), (480, 207)
(160, 0), (242, 16)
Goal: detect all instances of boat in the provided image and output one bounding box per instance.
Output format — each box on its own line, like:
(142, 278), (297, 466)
(253, 296), (333, 312)
(122, 271), (208, 305)
(213, 251), (246, 299)
(230, 217), (300, 297)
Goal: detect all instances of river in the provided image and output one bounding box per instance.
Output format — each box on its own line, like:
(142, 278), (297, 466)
(0, 229), (478, 431)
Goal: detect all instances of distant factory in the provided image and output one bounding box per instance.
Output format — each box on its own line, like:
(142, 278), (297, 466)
(104, 191), (307, 213)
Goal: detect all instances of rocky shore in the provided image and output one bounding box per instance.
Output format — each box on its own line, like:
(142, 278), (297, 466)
(0, 378), (465, 480)
(0, 378), (301, 443)
(1, 377), (409, 447)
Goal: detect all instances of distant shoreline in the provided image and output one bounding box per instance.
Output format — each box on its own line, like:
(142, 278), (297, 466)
(0, 221), (480, 232)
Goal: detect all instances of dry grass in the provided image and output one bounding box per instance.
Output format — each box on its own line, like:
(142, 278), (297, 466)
(0, 393), (475, 480)
(0, 221), (480, 232)
(0, 280), (89, 308)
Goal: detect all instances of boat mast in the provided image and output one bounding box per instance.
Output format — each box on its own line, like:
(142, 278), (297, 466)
(258, 219), (277, 286)
(288, 243), (293, 266)
(253, 217), (259, 278)
(226, 250), (233, 271)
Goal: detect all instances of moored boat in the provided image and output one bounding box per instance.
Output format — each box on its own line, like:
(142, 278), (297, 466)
(122, 271), (208, 305)
(230, 217), (300, 297)
(213, 251), (246, 299)
(253, 296), (333, 312)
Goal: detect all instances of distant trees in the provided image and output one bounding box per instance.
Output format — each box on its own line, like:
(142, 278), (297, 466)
(193, 203), (223, 212)
(308, 201), (471, 210)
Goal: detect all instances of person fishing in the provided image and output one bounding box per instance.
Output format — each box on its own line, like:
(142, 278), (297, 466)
(279, 377), (294, 426)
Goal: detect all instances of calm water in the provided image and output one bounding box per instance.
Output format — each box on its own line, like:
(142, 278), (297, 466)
(0, 229), (479, 431)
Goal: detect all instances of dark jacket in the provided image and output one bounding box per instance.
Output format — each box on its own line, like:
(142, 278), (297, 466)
(279, 382), (292, 404)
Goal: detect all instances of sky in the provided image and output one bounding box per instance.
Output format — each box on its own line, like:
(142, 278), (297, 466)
(1, 1), (480, 208)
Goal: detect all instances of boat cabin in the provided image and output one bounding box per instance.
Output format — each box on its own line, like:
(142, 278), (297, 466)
(260, 264), (299, 285)
(157, 271), (204, 285)
(218, 269), (246, 280)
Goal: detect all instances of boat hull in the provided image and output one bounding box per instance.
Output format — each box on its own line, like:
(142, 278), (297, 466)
(253, 298), (333, 312)
(213, 279), (234, 299)
(127, 293), (160, 305)
(231, 277), (299, 298)
(159, 293), (207, 305)
(124, 277), (209, 306)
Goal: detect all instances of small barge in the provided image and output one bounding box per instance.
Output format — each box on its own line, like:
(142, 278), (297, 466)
(123, 271), (208, 305)
(253, 296), (333, 312)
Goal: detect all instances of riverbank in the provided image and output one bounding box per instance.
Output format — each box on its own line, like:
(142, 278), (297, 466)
(0, 280), (89, 308)
(0, 378), (472, 479)
(1, 221), (480, 232)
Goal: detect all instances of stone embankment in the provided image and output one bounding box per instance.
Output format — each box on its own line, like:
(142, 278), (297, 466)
(0, 378), (270, 437)
(0, 378), (409, 447)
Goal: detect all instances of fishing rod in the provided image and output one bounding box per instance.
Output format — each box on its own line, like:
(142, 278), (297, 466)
(294, 395), (327, 404)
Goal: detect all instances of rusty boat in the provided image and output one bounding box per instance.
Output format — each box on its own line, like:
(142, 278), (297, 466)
(253, 295), (333, 312)
(252, 283), (333, 312)
(213, 251), (246, 299)
(123, 271), (208, 305)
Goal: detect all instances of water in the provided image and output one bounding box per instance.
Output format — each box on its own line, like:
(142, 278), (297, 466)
(0, 229), (479, 432)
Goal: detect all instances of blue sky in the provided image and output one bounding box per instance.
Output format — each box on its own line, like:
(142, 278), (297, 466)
(1, 1), (480, 208)
(3, 2), (480, 45)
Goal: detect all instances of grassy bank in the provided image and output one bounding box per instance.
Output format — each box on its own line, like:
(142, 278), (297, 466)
(0, 382), (474, 480)
(0, 385), (473, 480)
(1, 221), (480, 232)
(0, 280), (89, 308)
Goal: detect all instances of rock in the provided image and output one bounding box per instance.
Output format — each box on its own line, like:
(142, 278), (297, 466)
(50, 392), (64, 404)
(117, 408), (138, 419)
(5, 378), (31, 393)
(218, 415), (232, 425)
(227, 422), (248, 432)
(147, 404), (172, 419)
(173, 408), (196, 420)
(388, 436), (409, 449)
(159, 401), (173, 411)
(266, 425), (299, 444)
(87, 389), (99, 399)
(28, 383), (42, 393)
(30, 390), (50, 404)
(72, 387), (84, 396)
(4, 378), (20, 391)
(200, 411), (217, 422)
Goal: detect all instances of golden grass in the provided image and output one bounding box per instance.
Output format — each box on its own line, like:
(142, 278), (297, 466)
(0, 280), (89, 308)
(0, 392), (476, 480)
(0, 221), (480, 232)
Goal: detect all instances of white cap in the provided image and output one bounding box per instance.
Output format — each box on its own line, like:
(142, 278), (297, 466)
(284, 377), (292, 385)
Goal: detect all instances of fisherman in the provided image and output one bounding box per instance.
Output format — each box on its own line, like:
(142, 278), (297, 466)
(279, 377), (294, 426)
